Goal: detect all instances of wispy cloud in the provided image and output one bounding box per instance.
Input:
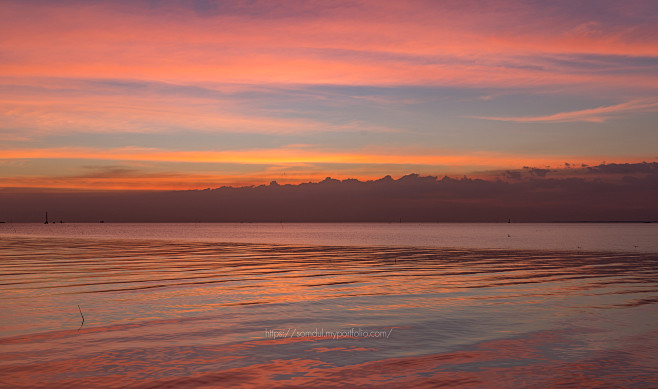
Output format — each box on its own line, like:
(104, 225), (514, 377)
(472, 99), (658, 123)
(2, 1), (657, 88)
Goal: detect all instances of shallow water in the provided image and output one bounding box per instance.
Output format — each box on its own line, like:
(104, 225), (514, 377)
(1, 222), (657, 252)
(0, 224), (657, 387)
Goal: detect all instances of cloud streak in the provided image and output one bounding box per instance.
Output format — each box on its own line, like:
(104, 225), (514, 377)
(0, 146), (637, 168)
(472, 99), (658, 123)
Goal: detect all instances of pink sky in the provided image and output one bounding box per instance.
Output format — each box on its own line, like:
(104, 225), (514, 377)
(1, 0), (657, 190)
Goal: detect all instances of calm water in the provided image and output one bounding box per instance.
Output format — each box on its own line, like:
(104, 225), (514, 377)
(0, 223), (657, 388)
(1, 222), (658, 252)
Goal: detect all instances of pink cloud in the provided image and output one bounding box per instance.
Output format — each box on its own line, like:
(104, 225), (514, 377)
(1, 1), (657, 88)
(472, 99), (658, 123)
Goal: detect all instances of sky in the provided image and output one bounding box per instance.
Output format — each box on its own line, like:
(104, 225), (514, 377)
(1, 0), (657, 190)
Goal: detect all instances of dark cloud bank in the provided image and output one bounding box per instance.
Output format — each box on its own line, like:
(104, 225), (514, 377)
(2, 162), (657, 223)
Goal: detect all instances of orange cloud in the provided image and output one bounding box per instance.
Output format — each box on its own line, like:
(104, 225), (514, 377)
(1, 146), (652, 190)
(0, 146), (632, 167)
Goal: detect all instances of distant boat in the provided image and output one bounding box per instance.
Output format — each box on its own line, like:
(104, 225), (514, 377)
(44, 212), (49, 224)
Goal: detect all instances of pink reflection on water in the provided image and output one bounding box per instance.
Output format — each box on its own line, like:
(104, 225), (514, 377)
(0, 236), (657, 387)
(3, 328), (655, 388)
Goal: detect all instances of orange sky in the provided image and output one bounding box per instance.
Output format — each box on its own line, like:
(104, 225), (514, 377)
(1, 0), (657, 190)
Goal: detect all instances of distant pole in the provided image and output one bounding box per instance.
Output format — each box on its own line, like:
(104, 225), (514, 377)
(44, 212), (49, 224)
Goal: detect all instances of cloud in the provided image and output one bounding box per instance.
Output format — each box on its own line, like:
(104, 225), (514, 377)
(527, 168), (551, 177)
(1, 0), (657, 189)
(2, 1), (657, 88)
(472, 99), (658, 123)
(78, 165), (142, 179)
(0, 78), (414, 138)
(0, 146), (654, 190)
(2, 164), (657, 222)
(495, 162), (658, 182)
(585, 161), (658, 175)
(0, 146), (636, 169)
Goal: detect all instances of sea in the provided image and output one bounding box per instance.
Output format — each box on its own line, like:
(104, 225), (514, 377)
(0, 223), (657, 388)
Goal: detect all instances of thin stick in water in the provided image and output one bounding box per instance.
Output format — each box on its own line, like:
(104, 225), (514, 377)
(77, 304), (85, 330)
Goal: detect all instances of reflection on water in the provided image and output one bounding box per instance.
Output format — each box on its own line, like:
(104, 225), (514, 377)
(2, 222), (658, 252)
(0, 236), (657, 388)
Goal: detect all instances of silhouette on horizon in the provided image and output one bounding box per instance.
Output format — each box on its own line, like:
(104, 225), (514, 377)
(3, 162), (657, 223)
